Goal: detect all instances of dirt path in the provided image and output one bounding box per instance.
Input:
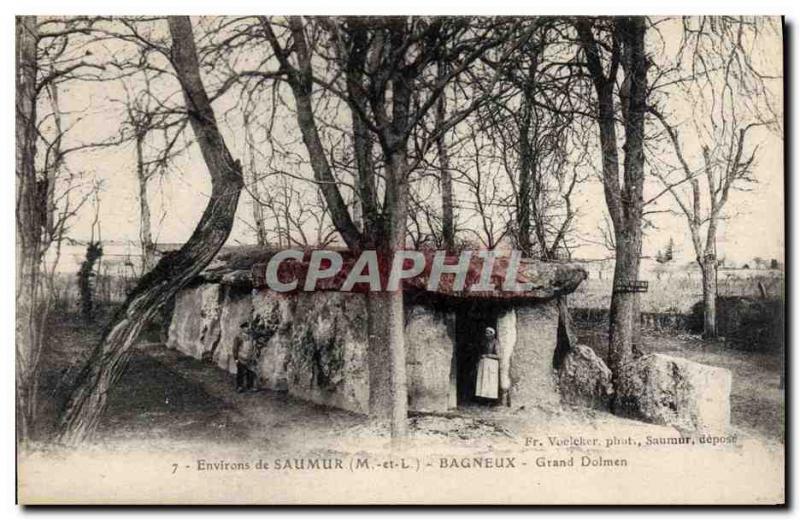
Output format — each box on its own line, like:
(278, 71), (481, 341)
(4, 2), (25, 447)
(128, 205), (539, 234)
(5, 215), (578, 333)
(86, 343), (734, 456)
(40, 310), (783, 454)
(96, 344), (367, 453)
(66, 330), (781, 458)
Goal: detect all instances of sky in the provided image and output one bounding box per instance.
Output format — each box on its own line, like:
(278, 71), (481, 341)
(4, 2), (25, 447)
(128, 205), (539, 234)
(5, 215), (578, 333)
(50, 16), (784, 268)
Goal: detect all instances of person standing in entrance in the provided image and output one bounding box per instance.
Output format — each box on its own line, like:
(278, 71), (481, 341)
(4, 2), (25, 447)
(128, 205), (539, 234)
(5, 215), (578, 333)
(233, 321), (259, 393)
(475, 327), (500, 402)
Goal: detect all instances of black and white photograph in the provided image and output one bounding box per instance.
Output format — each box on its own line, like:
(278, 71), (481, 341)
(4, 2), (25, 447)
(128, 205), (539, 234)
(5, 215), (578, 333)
(12, 8), (786, 505)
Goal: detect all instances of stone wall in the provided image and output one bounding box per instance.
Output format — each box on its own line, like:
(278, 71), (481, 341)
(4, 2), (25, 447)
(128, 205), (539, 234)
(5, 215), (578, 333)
(252, 291), (293, 392)
(167, 284), (455, 415)
(216, 287), (254, 373)
(167, 283), (223, 360)
(283, 292), (370, 414)
(168, 282), (732, 427)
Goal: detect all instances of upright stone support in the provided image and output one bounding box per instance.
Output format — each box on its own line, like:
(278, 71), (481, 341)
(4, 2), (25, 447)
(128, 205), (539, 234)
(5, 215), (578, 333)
(405, 306), (456, 412)
(496, 308), (517, 399)
(510, 301), (560, 407)
(616, 353), (732, 432)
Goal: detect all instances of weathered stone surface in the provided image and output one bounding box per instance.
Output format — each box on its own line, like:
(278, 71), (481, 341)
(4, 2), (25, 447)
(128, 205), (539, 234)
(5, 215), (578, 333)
(553, 296), (577, 369)
(285, 292), (370, 415)
(252, 291), (294, 392)
(167, 286), (370, 414)
(167, 280), (586, 418)
(557, 297), (578, 350)
(557, 344), (613, 410)
(167, 283), (222, 360)
(616, 353), (732, 432)
(405, 305), (455, 412)
(510, 301), (560, 407)
(496, 309), (517, 393)
(214, 287), (254, 374)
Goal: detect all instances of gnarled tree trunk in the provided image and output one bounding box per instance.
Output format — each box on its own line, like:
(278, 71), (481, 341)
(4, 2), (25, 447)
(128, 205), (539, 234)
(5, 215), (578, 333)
(57, 16), (244, 445)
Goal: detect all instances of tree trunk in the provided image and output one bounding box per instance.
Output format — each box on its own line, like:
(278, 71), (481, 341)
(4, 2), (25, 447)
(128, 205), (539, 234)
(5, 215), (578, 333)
(57, 16), (244, 445)
(45, 82), (62, 236)
(250, 186), (269, 247)
(16, 15), (41, 442)
(516, 116), (534, 257)
(273, 17), (410, 440)
(366, 288), (408, 438)
(609, 17), (648, 408)
(436, 63), (455, 252)
(136, 135), (156, 271)
(577, 17), (648, 405)
(438, 129), (454, 251)
(369, 151), (411, 440)
(608, 225), (642, 379)
(244, 114), (269, 246)
(700, 255), (718, 338)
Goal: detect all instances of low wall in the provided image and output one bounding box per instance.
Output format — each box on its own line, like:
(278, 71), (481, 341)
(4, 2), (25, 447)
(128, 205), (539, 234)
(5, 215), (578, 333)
(573, 297), (783, 352)
(572, 307), (698, 332)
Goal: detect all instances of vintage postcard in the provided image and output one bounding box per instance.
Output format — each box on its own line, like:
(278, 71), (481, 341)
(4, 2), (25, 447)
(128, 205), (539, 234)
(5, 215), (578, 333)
(15, 14), (785, 505)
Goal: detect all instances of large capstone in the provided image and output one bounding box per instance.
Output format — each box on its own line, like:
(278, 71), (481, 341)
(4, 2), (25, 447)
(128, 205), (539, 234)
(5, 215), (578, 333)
(616, 353), (732, 432)
(557, 344), (613, 410)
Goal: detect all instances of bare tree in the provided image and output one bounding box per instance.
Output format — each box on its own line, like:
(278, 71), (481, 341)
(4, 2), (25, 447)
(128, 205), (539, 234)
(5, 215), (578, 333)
(16, 16), (42, 441)
(256, 16), (520, 438)
(58, 17), (245, 444)
(451, 130), (511, 249)
(435, 58), (456, 252)
(242, 108), (270, 247)
(16, 15), (110, 441)
(117, 72), (189, 272)
(649, 16), (780, 338)
(575, 17), (650, 397)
